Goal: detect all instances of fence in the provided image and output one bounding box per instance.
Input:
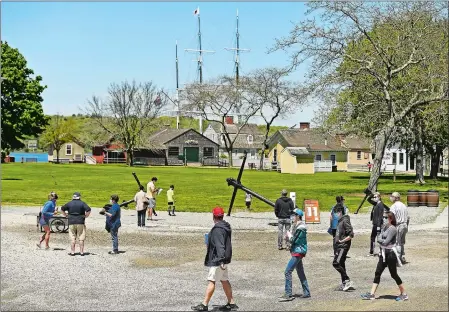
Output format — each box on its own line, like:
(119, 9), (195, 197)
(104, 157), (127, 164)
(314, 160), (333, 172)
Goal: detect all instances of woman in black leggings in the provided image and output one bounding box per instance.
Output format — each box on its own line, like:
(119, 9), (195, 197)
(361, 212), (408, 301)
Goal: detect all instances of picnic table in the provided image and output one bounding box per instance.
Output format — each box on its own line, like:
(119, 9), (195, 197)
(36, 213), (69, 233)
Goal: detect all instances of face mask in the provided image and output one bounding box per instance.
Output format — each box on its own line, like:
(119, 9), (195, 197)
(110, 200), (113, 204)
(373, 197), (379, 202)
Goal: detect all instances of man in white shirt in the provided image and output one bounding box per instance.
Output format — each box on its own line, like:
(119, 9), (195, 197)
(389, 192), (410, 264)
(146, 177), (159, 220)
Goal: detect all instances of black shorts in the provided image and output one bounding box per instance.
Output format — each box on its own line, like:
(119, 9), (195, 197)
(168, 202), (174, 206)
(245, 202), (251, 207)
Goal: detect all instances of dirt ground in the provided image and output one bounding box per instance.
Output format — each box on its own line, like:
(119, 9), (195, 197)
(1, 220), (448, 311)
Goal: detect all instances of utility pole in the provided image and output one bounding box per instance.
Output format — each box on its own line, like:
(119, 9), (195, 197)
(175, 40), (180, 129)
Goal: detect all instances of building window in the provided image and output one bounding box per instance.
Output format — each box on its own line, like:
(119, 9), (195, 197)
(330, 154), (336, 165)
(315, 154), (322, 161)
(168, 147), (179, 156)
(203, 147), (214, 157)
(273, 149), (277, 162)
(66, 144), (72, 156)
(399, 153), (404, 165)
(250, 149), (256, 157)
(211, 134), (215, 141)
(357, 151), (362, 160)
(392, 152), (397, 165)
(234, 149), (238, 156)
(247, 135), (253, 144)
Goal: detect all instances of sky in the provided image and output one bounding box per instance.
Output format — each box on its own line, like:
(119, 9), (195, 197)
(2, 2), (317, 126)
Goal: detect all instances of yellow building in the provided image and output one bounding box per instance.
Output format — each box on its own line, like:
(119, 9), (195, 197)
(337, 135), (373, 171)
(49, 141), (85, 163)
(267, 124), (348, 174)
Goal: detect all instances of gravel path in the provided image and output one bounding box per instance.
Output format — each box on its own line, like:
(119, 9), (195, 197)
(1, 205), (448, 311)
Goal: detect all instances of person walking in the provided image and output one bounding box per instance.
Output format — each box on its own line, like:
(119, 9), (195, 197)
(134, 186), (148, 227)
(361, 212), (408, 301)
(367, 192), (388, 256)
(389, 192), (409, 264)
(279, 208), (311, 302)
(191, 207), (237, 312)
(329, 196), (348, 238)
(333, 203), (355, 292)
(167, 185), (176, 216)
(103, 194), (121, 254)
(37, 192), (58, 250)
(146, 177), (159, 220)
(275, 189), (295, 250)
(60, 192), (91, 256)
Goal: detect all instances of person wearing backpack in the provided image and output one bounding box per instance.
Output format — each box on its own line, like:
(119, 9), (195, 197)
(279, 208), (310, 302)
(329, 196), (349, 238)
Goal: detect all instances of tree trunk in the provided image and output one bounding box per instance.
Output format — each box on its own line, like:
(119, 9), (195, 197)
(368, 131), (389, 191)
(227, 150), (233, 167)
(56, 148), (60, 164)
(414, 126), (425, 184)
(128, 149), (134, 167)
(260, 143), (268, 170)
(429, 145), (442, 179)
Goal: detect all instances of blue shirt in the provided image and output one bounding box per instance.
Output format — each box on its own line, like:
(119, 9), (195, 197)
(41, 200), (56, 221)
(106, 203), (121, 230)
(331, 205), (349, 229)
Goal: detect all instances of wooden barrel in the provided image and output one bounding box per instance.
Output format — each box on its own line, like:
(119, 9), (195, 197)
(427, 190), (440, 207)
(407, 190), (419, 207)
(418, 191), (428, 207)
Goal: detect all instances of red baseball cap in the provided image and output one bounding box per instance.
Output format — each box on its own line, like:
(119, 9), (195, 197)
(212, 207), (225, 217)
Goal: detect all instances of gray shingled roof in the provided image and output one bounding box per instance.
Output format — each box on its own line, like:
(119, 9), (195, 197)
(208, 121), (262, 135)
(277, 129), (348, 152)
(226, 134), (265, 149)
(285, 147), (310, 155)
(148, 129), (190, 149)
(339, 136), (372, 150)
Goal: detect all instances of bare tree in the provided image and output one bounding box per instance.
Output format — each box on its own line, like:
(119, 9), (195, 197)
(86, 80), (166, 166)
(243, 67), (306, 169)
(184, 75), (259, 166)
(271, 2), (448, 191)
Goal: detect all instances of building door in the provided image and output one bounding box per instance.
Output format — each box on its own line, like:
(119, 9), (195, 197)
(185, 147), (199, 162)
(330, 154), (336, 166)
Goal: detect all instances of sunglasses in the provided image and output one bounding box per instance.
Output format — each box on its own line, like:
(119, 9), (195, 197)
(383, 216), (388, 219)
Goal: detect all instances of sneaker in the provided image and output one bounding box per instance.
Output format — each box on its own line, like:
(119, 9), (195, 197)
(300, 294), (311, 299)
(278, 294), (295, 302)
(401, 257), (407, 264)
(218, 303), (239, 311)
(278, 246), (283, 250)
(361, 292), (375, 300)
(396, 294), (409, 301)
(367, 253), (375, 257)
(334, 283), (345, 291)
(343, 280), (355, 291)
(153, 212), (158, 217)
(172, 213), (176, 216)
(36, 243), (41, 249)
(68, 253), (75, 256)
(108, 250), (119, 255)
(80, 253), (84, 257)
(191, 303), (208, 311)
(44, 246), (51, 250)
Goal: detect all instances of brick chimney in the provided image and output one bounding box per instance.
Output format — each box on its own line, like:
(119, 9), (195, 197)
(225, 116), (234, 125)
(299, 122), (310, 130)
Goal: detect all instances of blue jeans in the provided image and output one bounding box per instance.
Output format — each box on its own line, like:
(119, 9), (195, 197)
(285, 256), (310, 297)
(110, 228), (119, 252)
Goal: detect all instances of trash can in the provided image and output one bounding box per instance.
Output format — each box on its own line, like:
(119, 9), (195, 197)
(427, 190), (439, 207)
(407, 190), (419, 207)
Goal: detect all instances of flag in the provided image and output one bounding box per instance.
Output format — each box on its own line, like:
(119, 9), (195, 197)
(193, 7), (199, 15)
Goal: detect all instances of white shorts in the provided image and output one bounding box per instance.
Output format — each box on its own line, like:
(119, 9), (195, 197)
(207, 266), (229, 282)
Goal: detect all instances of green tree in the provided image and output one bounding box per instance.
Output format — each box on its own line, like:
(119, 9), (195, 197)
(271, 2), (448, 190)
(39, 115), (79, 163)
(1, 41), (48, 156)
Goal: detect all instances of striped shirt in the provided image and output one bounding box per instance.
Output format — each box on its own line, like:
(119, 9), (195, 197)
(390, 201), (408, 225)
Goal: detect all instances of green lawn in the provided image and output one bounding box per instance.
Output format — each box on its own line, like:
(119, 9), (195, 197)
(1, 163), (447, 212)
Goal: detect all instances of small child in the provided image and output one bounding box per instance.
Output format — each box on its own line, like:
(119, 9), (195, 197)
(245, 193), (252, 210)
(167, 185), (176, 216)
